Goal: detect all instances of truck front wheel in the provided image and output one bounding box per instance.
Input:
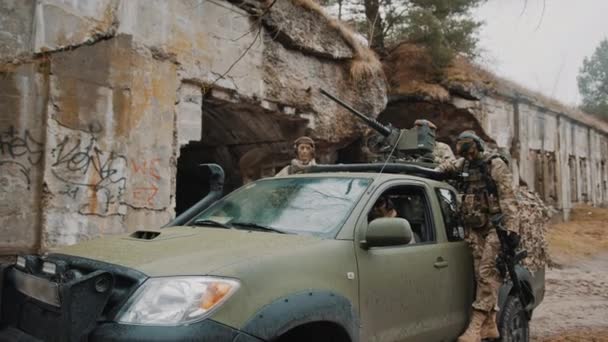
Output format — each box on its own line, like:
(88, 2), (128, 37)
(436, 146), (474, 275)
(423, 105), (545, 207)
(275, 322), (351, 342)
(498, 296), (529, 342)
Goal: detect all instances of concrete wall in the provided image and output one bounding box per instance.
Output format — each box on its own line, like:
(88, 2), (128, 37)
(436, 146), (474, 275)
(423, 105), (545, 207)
(0, 62), (47, 255)
(0, 0), (387, 253)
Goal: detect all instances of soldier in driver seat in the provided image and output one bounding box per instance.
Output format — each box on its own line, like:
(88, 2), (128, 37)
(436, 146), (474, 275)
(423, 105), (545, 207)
(369, 196), (398, 221)
(369, 196), (417, 244)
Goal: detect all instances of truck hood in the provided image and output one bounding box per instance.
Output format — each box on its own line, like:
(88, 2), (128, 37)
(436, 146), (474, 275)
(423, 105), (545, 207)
(55, 226), (323, 277)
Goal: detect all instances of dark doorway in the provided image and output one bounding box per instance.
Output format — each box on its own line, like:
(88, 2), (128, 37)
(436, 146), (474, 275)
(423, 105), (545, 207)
(174, 96), (308, 215)
(175, 143), (226, 215)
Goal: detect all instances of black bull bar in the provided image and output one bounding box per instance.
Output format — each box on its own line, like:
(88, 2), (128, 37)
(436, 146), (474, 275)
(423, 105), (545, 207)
(1, 259), (115, 342)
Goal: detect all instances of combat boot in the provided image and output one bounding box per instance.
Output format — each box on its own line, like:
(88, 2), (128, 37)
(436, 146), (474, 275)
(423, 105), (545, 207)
(457, 309), (487, 342)
(480, 311), (500, 340)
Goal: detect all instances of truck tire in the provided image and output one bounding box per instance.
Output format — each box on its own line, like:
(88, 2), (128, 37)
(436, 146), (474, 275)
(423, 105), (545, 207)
(275, 322), (351, 342)
(498, 296), (529, 342)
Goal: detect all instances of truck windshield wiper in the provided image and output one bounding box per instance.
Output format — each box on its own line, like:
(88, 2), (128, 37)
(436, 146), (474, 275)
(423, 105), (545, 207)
(190, 219), (232, 229)
(230, 222), (290, 234)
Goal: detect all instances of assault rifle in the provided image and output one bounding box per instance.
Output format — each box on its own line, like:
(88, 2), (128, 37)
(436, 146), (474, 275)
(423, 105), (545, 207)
(491, 214), (530, 315)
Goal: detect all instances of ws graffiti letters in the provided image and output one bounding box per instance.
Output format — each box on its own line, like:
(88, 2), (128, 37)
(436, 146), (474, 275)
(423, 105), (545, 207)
(131, 158), (161, 206)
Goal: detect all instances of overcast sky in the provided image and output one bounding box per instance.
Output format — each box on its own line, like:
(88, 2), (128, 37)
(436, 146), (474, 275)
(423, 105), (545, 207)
(475, 0), (608, 105)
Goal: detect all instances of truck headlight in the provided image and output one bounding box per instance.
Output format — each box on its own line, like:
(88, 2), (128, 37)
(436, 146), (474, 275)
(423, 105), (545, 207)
(117, 276), (239, 325)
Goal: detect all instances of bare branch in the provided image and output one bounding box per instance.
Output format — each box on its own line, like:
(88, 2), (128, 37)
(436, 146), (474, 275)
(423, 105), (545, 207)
(535, 0), (546, 31)
(205, 0), (278, 93)
(519, 0), (528, 18)
(551, 54), (567, 98)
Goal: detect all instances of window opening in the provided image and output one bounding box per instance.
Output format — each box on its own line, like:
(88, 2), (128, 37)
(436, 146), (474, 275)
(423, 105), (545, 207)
(367, 186), (435, 244)
(436, 188), (464, 241)
(580, 158), (588, 203)
(569, 156), (578, 202)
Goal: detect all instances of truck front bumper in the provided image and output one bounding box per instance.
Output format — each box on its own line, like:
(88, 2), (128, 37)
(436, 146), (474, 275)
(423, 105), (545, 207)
(1, 257), (263, 342)
(0, 320), (263, 342)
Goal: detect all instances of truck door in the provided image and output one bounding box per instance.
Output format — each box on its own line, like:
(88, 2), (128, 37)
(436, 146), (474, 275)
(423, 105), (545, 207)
(433, 187), (476, 339)
(355, 183), (457, 342)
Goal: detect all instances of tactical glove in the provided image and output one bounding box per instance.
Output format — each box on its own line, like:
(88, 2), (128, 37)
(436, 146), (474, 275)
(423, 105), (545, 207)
(505, 231), (520, 250)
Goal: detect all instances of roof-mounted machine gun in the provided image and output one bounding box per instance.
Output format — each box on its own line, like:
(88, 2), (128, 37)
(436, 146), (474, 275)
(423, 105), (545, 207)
(319, 89), (436, 164)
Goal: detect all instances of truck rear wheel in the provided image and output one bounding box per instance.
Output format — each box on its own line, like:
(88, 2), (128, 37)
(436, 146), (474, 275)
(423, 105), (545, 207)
(498, 296), (529, 342)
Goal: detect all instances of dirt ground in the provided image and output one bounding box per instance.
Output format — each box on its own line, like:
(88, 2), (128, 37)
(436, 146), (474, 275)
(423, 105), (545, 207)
(530, 206), (608, 341)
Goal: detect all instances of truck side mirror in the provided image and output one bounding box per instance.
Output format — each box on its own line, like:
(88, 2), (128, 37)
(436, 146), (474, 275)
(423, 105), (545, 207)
(362, 217), (413, 249)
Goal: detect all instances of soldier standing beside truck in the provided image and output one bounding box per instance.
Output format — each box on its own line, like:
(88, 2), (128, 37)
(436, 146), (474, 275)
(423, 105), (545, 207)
(436, 131), (521, 342)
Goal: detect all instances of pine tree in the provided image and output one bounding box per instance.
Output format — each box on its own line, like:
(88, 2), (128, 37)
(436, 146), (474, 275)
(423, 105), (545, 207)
(578, 39), (608, 120)
(320, 0), (486, 68)
(403, 0), (486, 70)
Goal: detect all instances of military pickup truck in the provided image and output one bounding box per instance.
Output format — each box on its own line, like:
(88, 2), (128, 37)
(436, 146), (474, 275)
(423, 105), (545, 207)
(0, 164), (544, 342)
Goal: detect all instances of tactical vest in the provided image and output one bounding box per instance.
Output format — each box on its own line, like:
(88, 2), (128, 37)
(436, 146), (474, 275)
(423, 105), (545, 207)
(459, 155), (504, 229)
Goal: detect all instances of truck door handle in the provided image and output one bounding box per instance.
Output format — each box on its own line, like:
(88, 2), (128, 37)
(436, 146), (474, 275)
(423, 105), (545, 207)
(434, 258), (448, 269)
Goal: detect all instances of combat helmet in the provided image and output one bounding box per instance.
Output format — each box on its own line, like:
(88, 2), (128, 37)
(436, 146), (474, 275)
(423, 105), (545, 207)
(457, 130), (485, 152)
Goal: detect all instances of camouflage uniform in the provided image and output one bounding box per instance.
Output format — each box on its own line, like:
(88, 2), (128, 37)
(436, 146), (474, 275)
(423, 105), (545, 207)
(437, 153), (519, 313)
(515, 187), (551, 272)
(434, 142), (455, 164)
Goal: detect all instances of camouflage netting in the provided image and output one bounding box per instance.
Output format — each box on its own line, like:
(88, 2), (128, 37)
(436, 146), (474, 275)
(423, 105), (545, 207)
(515, 187), (552, 273)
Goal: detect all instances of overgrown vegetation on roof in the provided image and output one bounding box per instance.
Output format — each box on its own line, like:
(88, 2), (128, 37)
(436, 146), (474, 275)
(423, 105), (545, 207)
(292, 0), (384, 83)
(385, 43), (608, 133)
(319, 0), (486, 73)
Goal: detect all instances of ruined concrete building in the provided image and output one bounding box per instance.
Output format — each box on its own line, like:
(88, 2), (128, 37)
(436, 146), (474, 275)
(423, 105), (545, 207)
(1, 1), (606, 257)
(0, 0), (386, 255)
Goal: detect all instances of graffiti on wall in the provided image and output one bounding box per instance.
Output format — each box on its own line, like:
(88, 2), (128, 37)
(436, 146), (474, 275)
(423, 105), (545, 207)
(2, 119), (168, 217)
(50, 123), (128, 216)
(0, 126), (44, 190)
(130, 158), (161, 206)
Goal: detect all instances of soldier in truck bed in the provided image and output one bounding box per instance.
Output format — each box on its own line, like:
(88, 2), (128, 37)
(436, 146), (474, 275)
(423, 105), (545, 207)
(436, 131), (520, 342)
(275, 136), (317, 177)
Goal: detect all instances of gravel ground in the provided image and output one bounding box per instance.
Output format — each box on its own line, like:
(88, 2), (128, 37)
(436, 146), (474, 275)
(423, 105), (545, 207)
(528, 205), (608, 341)
(530, 254), (608, 341)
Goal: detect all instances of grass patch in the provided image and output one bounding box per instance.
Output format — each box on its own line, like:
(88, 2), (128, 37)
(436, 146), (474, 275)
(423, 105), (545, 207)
(547, 205), (608, 266)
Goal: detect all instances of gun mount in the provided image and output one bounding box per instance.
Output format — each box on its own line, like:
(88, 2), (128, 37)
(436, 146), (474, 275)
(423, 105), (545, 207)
(320, 89), (436, 163)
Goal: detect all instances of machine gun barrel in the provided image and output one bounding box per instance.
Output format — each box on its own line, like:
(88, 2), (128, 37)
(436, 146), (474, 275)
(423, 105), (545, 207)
(320, 88), (392, 137)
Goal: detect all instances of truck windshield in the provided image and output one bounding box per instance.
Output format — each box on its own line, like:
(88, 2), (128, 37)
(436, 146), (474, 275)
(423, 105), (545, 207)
(191, 177), (371, 236)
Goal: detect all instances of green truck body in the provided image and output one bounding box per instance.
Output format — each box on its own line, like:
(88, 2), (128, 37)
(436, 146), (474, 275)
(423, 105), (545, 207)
(0, 171), (544, 342)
